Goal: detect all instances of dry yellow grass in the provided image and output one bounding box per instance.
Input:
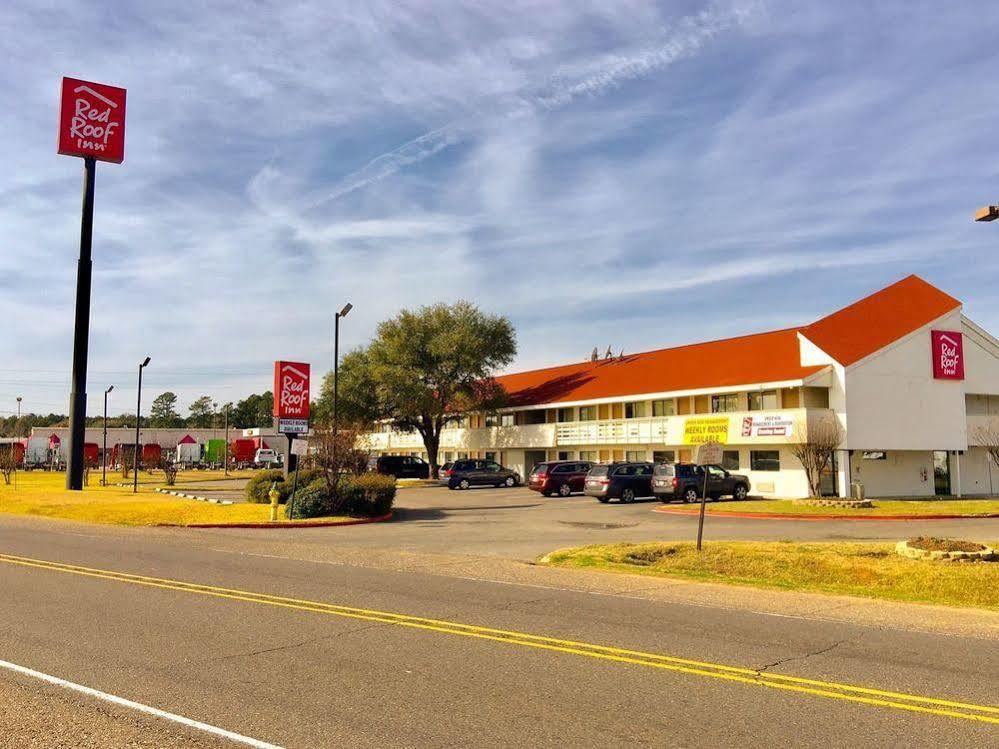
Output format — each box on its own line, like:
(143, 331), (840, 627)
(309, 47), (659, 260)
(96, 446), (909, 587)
(542, 541), (999, 610)
(0, 471), (351, 527)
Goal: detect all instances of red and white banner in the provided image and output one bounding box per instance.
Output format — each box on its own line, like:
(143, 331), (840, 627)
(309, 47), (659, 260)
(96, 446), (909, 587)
(930, 330), (964, 380)
(273, 361), (311, 419)
(58, 77), (127, 163)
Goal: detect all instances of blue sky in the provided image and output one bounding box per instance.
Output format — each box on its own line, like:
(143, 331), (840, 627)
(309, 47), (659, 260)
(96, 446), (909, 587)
(2, 1), (998, 415)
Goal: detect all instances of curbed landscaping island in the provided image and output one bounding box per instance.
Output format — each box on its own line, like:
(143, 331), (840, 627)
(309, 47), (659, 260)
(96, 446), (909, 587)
(540, 540), (999, 610)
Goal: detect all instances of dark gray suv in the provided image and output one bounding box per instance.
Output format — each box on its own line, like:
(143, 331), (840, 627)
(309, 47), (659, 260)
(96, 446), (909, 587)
(446, 459), (520, 490)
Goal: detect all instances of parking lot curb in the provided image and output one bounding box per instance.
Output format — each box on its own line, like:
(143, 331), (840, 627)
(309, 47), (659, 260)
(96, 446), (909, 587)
(154, 488), (234, 506)
(161, 511), (394, 529)
(653, 506), (999, 521)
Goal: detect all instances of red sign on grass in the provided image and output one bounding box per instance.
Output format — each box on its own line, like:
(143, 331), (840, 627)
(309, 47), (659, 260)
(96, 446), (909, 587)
(58, 77), (127, 163)
(930, 330), (964, 380)
(273, 361), (311, 419)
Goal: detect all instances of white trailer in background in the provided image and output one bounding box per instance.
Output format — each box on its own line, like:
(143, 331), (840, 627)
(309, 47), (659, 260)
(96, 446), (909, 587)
(175, 441), (202, 467)
(25, 438), (49, 467)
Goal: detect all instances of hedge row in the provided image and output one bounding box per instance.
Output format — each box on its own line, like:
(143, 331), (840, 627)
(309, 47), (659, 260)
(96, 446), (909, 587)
(245, 469), (324, 504)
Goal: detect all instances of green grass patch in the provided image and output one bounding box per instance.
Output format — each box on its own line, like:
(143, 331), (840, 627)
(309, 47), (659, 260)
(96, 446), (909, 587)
(677, 498), (999, 516)
(541, 541), (999, 610)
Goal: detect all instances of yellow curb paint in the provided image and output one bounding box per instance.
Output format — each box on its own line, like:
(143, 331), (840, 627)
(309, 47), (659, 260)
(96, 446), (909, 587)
(1, 552), (996, 726)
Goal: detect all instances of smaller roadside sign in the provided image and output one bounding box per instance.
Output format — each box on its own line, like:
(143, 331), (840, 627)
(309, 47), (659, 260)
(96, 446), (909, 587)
(696, 441), (722, 466)
(290, 439), (309, 456)
(278, 418), (309, 435)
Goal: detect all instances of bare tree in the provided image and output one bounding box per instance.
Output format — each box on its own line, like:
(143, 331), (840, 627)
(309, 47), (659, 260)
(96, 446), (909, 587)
(0, 445), (18, 485)
(789, 418), (844, 498)
(971, 421), (999, 472)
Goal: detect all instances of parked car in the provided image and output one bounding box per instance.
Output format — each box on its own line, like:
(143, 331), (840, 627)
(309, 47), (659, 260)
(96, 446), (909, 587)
(254, 448), (281, 468)
(369, 454), (431, 479)
(653, 462), (750, 503)
(446, 459), (520, 490)
(584, 462), (654, 503)
(528, 461), (593, 497)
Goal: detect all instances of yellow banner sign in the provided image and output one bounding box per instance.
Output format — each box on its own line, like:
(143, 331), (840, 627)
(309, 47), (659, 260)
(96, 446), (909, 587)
(682, 417), (729, 445)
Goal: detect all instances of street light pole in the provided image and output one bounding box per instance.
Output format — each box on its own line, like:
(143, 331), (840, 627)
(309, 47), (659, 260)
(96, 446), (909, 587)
(333, 302), (352, 470)
(224, 403), (230, 477)
(102, 385), (113, 486)
(133, 357), (150, 494)
(16, 397), (21, 419)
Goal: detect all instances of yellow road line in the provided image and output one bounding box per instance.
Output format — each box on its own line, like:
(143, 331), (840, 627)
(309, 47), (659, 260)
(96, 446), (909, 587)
(1, 552), (996, 725)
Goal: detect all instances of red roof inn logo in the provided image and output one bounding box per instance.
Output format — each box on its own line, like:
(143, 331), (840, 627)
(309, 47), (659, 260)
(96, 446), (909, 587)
(58, 77), (126, 163)
(273, 361), (311, 419)
(931, 330), (964, 380)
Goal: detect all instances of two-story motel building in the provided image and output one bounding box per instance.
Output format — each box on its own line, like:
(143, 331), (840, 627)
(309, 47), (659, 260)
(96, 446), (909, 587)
(364, 276), (999, 499)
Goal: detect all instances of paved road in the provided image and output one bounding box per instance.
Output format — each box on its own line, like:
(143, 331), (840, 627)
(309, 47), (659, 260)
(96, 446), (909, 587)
(1, 488), (997, 747)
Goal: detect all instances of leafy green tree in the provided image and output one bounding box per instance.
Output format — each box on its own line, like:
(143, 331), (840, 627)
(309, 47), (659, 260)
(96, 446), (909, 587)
(317, 301), (516, 476)
(188, 396), (216, 428)
(149, 392), (182, 427)
(232, 392), (274, 429)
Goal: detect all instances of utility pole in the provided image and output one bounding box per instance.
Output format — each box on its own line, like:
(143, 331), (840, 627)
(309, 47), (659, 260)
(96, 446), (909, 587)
(224, 403), (230, 477)
(133, 357), (150, 493)
(102, 385), (113, 486)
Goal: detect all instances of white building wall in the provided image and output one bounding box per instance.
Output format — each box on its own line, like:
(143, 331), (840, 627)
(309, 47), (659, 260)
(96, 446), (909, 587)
(849, 451), (936, 497)
(841, 309), (967, 451)
(962, 318), (999, 394)
(958, 447), (996, 496)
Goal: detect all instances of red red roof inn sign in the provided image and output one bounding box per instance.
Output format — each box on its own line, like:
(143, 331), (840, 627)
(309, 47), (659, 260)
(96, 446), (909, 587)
(931, 330), (964, 380)
(274, 361), (311, 433)
(58, 77), (126, 163)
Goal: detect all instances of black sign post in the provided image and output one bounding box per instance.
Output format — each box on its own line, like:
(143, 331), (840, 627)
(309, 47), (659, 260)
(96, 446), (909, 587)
(65, 157), (96, 490)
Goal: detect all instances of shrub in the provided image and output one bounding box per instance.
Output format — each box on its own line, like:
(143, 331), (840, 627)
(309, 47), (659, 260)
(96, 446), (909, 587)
(278, 469), (324, 502)
(285, 479), (334, 520)
(246, 470), (284, 503)
(344, 473), (397, 517)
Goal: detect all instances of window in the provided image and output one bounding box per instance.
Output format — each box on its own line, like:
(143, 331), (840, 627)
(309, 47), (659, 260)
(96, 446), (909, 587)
(484, 414), (500, 427)
(523, 410), (546, 425)
(484, 461), (501, 471)
(634, 464), (652, 476)
(457, 452), (469, 460)
(625, 450), (645, 462)
(457, 416), (470, 429)
(750, 450), (780, 471)
(485, 452), (497, 462)
(652, 399), (675, 417)
(862, 451), (887, 461)
(748, 390), (778, 411)
(557, 451), (572, 460)
(707, 466), (726, 478)
(557, 407), (576, 422)
(653, 450), (675, 464)
(579, 450), (597, 462)
(711, 394), (740, 413)
(624, 402), (646, 418)
(552, 464), (572, 474)
(578, 405), (597, 421)
(500, 413), (515, 427)
(722, 450), (739, 471)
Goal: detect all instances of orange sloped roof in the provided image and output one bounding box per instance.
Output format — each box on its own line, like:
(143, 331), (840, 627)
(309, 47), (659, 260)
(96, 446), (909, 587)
(497, 328), (826, 407)
(496, 275), (963, 407)
(800, 274), (961, 366)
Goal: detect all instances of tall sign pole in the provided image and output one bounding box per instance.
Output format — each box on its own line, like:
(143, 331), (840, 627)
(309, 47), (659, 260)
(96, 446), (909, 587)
(58, 77), (127, 490)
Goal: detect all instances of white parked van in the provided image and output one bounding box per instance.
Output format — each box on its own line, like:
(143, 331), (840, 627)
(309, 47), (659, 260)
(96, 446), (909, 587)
(253, 448), (280, 467)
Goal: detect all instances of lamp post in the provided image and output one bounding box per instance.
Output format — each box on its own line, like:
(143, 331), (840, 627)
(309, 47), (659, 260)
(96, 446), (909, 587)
(133, 357), (150, 494)
(974, 204), (999, 222)
(16, 397), (21, 419)
(333, 302), (352, 470)
(223, 403), (230, 477)
(102, 385), (114, 486)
